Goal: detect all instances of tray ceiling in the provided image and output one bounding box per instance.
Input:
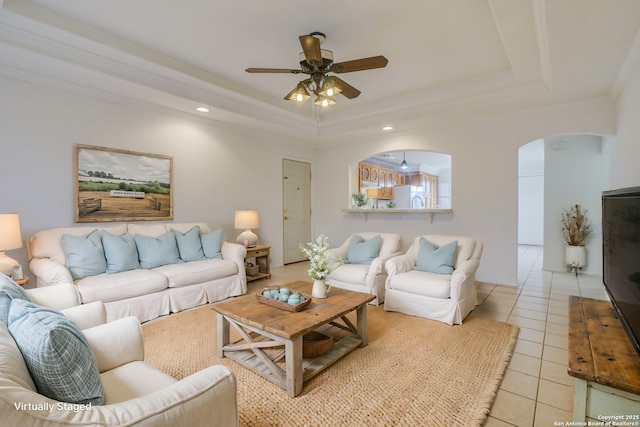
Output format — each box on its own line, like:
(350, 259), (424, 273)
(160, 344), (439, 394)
(1, 0), (639, 143)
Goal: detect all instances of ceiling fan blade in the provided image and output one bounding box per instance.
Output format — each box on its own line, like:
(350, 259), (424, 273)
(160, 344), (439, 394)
(299, 35), (322, 64)
(332, 76), (361, 99)
(245, 68), (303, 74)
(331, 55), (388, 73)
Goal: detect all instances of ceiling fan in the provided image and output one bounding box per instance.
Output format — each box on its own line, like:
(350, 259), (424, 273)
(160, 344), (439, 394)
(246, 32), (388, 107)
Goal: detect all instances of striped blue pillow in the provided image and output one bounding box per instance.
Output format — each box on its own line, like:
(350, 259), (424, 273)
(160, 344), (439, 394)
(0, 273), (29, 325)
(7, 299), (105, 405)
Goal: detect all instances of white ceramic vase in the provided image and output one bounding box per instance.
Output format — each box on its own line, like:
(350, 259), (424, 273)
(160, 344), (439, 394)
(311, 279), (330, 298)
(565, 245), (587, 275)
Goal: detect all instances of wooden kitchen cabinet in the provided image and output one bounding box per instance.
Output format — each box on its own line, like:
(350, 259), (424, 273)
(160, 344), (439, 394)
(370, 165), (379, 183)
(360, 162), (398, 199)
(359, 163), (371, 183)
(366, 187), (394, 200)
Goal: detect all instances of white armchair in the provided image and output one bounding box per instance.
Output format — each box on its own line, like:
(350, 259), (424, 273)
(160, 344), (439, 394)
(326, 232), (402, 305)
(1, 281), (238, 426)
(384, 235), (483, 325)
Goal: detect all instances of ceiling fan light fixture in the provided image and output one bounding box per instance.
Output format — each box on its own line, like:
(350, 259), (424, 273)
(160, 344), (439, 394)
(284, 82), (310, 103)
(314, 95), (336, 107)
(318, 76), (342, 97)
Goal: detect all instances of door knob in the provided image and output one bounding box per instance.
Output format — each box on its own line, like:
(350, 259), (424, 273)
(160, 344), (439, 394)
(284, 215), (289, 220)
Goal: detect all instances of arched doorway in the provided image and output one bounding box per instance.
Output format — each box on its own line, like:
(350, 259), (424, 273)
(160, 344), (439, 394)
(517, 135), (611, 280)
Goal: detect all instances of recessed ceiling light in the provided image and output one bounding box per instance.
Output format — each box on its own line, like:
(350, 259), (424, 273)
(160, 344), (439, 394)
(382, 126), (393, 131)
(196, 107), (210, 113)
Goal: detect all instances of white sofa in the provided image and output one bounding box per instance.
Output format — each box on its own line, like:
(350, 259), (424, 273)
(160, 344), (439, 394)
(384, 235), (483, 325)
(27, 222), (247, 323)
(326, 232), (402, 305)
(1, 281), (238, 427)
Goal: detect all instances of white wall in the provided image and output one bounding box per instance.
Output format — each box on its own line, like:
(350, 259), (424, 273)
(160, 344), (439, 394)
(614, 62), (640, 188)
(0, 73), (629, 287)
(542, 135), (609, 274)
(518, 139), (544, 245)
(314, 100), (616, 286)
(0, 77), (314, 276)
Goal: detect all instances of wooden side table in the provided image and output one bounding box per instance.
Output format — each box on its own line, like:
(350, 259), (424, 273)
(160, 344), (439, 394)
(244, 245), (271, 282)
(568, 296), (640, 422)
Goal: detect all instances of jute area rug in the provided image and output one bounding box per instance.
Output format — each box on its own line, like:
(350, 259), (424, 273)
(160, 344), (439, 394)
(142, 304), (519, 427)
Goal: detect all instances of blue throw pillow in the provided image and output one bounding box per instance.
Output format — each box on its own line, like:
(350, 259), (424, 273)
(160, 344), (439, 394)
(61, 230), (107, 280)
(134, 232), (183, 269)
(416, 238), (458, 274)
(0, 273), (30, 325)
(7, 299), (105, 405)
(346, 234), (382, 265)
(101, 231), (140, 274)
(201, 228), (224, 259)
(173, 226), (206, 262)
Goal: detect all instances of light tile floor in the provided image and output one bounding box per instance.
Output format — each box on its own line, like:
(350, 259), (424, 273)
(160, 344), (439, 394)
(258, 245), (608, 427)
(474, 245), (607, 427)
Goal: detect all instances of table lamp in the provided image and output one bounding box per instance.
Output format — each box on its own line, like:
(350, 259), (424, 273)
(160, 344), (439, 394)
(0, 214), (23, 277)
(234, 210), (259, 247)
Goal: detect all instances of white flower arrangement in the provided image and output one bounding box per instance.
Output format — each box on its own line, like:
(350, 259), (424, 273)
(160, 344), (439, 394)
(299, 234), (342, 280)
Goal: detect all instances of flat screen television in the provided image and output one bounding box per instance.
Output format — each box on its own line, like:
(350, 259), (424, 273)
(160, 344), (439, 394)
(602, 186), (640, 357)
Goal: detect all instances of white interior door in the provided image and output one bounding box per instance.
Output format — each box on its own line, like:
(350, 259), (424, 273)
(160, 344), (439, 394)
(283, 159), (311, 264)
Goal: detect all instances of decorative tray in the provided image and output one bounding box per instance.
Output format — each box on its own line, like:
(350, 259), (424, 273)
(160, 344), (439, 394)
(256, 288), (311, 312)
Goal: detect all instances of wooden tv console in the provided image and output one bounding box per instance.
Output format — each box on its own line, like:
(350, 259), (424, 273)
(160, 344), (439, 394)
(568, 296), (640, 423)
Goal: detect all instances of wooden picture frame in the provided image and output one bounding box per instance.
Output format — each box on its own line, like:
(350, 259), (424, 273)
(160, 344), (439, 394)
(75, 144), (173, 223)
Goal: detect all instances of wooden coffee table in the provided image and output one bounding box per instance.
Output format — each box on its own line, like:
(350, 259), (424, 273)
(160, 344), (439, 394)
(212, 280), (375, 397)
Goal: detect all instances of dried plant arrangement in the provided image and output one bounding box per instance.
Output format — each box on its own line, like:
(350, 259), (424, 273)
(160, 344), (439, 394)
(561, 204), (593, 246)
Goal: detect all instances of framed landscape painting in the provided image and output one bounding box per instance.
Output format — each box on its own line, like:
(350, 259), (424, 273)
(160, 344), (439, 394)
(75, 144), (173, 223)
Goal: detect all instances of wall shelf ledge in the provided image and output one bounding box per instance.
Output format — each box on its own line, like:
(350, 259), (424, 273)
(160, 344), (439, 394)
(342, 208), (453, 223)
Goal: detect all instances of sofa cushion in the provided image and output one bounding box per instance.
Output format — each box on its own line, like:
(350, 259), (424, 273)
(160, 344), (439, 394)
(153, 258), (238, 288)
(327, 263), (369, 285)
(389, 270), (452, 299)
(134, 232), (183, 269)
(201, 228), (224, 259)
(7, 299), (105, 405)
(127, 223), (168, 238)
(100, 360), (177, 405)
(416, 238), (458, 274)
(346, 234), (382, 265)
(76, 270), (168, 304)
(0, 273), (30, 325)
(61, 230), (107, 280)
(173, 226), (206, 262)
(101, 231), (140, 274)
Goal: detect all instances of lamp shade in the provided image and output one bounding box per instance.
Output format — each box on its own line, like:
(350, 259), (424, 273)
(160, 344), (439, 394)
(0, 214), (22, 251)
(234, 210), (259, 229)
(318, 76), (342, 97)
(0, 214), (23, 277)
(284, 82), (311, 103)
(234, 210), (259, 247)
